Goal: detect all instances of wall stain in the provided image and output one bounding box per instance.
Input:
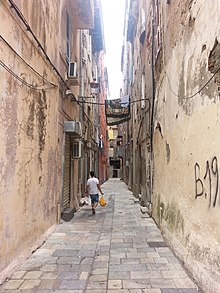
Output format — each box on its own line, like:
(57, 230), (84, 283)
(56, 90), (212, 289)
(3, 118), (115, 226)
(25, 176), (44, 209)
(188, 15), (195, 28)
(178, 57), (194, 115)
(36, 91), (47, 168)
(186, 55), (194, 96)
(16, 148), (34, 213)
(164, 201), (185, 234)
(42, 148), (58, 219)
(165, 141), (170, 163)
(201, 44), (206, 53)
(195, 60), (217, 102)
(26, 100), (35, 140)
(208, 38), (220, 85)
(1, 75), (18, 188)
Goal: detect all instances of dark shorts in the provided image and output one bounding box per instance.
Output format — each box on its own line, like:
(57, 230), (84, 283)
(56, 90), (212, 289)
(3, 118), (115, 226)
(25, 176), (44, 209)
(90, 194), (99, 204)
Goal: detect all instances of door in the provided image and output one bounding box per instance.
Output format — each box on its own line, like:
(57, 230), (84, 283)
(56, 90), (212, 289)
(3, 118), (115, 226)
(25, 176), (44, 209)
(62, 135), (71, 210)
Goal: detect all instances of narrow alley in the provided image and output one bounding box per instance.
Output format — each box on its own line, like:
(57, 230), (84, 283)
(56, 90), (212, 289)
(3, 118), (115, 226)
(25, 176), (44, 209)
(0, 179), (201, 293)
(1, 0), (220, 292)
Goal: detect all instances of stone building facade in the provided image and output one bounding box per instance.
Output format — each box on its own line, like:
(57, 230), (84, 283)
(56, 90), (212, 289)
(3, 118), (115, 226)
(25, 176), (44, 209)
(98, 56), (109, 184)
(121, 0), (220, 291)
(78, 0), (108, 198)
(0, 0), (107, 282)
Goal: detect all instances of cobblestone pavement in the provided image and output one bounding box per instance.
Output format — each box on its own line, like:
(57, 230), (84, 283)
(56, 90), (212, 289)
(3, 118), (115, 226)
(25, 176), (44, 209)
(0, 179), (202, 293)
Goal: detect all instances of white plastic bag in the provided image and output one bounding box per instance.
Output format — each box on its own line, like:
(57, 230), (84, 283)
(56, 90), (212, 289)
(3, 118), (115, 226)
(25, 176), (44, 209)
(80, 197), (91, 206)
(84, 196), (91, 205)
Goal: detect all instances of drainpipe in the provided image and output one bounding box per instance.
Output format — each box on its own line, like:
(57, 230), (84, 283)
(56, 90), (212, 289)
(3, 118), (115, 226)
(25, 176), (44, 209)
(149, 11), (156, 206)
(97, 78), (100, 179)
(150, 16), (155, 154)
(79, 30), (84, 197)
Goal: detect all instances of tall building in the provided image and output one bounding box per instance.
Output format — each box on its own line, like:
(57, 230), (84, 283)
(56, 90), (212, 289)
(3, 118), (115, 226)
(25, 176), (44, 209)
(0, 0), (108, 281)
(121, 0), (220, 291)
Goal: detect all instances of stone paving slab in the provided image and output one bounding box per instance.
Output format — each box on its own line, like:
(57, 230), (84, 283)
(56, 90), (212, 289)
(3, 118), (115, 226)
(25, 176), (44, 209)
(0, 179), (202, 293)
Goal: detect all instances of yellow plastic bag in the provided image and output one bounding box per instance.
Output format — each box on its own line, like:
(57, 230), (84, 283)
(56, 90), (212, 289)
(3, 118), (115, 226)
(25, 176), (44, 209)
(99, 196), (106, 207)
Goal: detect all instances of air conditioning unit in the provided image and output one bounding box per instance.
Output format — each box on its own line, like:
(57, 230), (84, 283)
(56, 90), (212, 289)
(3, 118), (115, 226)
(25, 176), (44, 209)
(68, 62), (77, 78)
(72, 140), (82, 159)
(64, 121), (82, 137)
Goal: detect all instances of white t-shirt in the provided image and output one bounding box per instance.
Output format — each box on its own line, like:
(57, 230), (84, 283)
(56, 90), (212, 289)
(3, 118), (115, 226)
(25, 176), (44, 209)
(87, 177), (99, 194)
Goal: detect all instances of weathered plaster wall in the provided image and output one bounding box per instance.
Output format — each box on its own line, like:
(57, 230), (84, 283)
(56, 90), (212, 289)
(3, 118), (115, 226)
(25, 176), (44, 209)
(0, 2), (61, 274)
(152, 0), (220, 291)
(98, 50), (108, 184)
(129, 0), (152, 202)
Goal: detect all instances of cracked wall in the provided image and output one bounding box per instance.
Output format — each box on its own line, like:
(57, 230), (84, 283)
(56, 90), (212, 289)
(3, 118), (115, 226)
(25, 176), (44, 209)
(152, 0), (220, 292)
(0, 1), (61, 275)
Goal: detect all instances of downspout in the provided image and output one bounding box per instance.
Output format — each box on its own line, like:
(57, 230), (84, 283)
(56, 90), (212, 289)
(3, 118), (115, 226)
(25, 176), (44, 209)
(97, 74), (100, 179)
(79, 30), (83, 197)
(149, 11), (156, 208)
(150, 16), (155, 153)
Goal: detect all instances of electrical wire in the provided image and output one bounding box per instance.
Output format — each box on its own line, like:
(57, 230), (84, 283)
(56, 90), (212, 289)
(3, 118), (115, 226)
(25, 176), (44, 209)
(77, 97), (151, 106)
(7, 0), (149, 131)
(0, 35), (57, 88)
(7, 0), (93, 128)
(8, 0), (67, 88)
(166, 66), (220, 100)
(0, 60), (53, 90)
(1, 55), (96, 141)
(7, 0), (220, 107)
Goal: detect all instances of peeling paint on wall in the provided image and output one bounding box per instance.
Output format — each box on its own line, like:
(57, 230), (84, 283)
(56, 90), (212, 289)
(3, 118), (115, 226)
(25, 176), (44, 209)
(0, 0), (61, 275)
(43, 148), (58, 219)
(178, 57), (195, 115)
(165, 141), (170, 164)
(152, 0), (220, 291)
(1, 75), (18, 188)
(26, 100), (35, 140)
(164, 202), (185, 234)
(36, 91), (47, 168)
(208, 38), (220, 85)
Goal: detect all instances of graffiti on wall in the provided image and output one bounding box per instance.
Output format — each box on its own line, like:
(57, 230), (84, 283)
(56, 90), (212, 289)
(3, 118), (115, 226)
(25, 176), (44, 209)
(195, 157), (219, 208)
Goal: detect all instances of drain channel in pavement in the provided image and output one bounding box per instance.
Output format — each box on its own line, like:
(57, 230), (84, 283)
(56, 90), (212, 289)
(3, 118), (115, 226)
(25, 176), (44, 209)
(148, 241), (169, 247)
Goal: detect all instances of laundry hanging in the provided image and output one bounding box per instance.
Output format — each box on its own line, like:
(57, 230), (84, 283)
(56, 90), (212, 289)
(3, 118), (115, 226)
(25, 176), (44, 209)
(105, 95), (131, 126)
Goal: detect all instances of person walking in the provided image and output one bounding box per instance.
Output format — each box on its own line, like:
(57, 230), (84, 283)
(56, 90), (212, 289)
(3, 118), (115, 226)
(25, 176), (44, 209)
(85, 171), (104, 214)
